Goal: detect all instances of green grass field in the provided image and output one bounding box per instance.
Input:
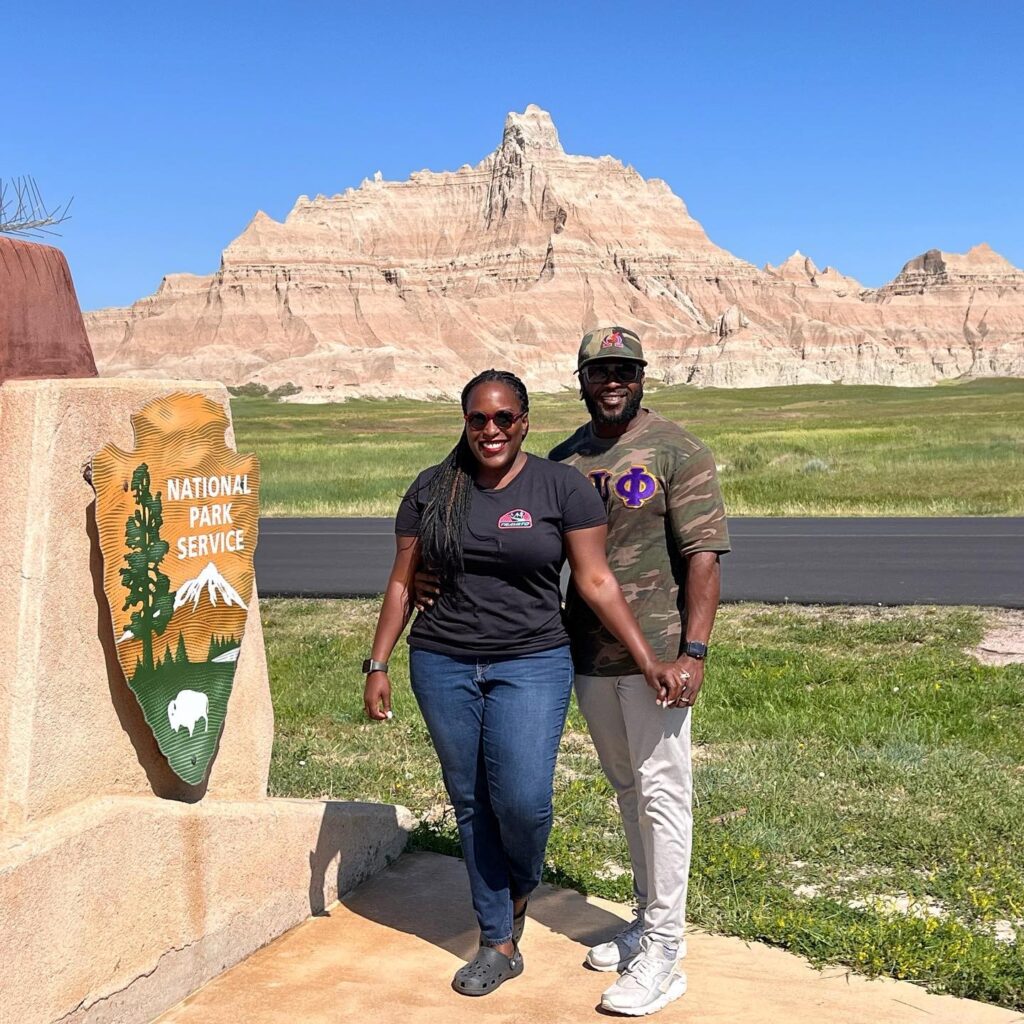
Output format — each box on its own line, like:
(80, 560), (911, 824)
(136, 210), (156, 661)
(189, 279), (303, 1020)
(264, 598), (1024, 1009)
(231, 378), (1024, 516)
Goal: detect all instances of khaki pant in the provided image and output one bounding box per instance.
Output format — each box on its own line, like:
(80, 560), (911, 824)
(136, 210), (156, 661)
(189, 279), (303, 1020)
(575, 673), (693, 954)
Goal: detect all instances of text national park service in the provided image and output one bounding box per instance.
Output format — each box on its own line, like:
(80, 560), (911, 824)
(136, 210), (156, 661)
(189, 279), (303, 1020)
(166, 473), (253, 560)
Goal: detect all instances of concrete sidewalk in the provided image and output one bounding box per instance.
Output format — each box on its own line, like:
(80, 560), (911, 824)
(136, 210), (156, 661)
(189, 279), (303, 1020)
(157, 852), (1022, 1024)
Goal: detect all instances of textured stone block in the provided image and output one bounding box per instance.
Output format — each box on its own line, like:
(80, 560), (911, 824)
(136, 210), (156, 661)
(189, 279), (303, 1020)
(0, 237), (97, 385)
(0, 796), (413, 1024)
(0, 379), (272, 829)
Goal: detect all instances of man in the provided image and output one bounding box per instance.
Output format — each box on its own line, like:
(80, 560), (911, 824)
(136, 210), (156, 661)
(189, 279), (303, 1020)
(548, 326), (729, 1016)
(416, 326), (729, 1015)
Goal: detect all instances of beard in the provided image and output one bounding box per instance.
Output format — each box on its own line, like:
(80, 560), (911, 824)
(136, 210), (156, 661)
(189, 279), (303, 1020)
(582, 382), (645, 426)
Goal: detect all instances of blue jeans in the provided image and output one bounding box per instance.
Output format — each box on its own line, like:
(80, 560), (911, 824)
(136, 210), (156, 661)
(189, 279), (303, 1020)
(409, 645), (574, 945)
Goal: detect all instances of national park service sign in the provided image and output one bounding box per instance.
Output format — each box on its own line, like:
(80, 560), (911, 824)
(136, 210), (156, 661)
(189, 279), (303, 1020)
(91, 393), (260, 784)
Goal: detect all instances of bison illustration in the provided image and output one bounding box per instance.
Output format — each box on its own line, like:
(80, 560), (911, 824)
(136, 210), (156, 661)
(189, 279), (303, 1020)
(167, 690), (209, 737)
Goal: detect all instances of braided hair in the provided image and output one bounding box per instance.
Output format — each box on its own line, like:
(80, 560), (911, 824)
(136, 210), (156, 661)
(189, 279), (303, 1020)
(419, 369), (529, 584)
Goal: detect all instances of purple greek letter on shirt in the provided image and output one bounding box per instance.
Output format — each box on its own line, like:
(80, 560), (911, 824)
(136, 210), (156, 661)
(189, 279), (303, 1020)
(588, 469), (612, 501)
(614, 465), (658, 508)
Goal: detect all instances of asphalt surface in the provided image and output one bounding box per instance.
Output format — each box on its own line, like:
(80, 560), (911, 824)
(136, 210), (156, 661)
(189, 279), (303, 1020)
(254, 517), (1024, 607)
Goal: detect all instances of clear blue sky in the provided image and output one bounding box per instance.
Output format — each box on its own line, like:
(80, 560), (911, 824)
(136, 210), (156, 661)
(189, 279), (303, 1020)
(6, 1), (1022, 310)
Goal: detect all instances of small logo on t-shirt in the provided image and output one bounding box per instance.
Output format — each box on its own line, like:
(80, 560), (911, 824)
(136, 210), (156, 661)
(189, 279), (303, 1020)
(498, 509), (533, 529)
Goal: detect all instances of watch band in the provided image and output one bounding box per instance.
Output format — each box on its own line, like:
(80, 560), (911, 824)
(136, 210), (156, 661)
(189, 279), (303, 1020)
(362, 658), (389, 674)
(682, 641), (708, 660)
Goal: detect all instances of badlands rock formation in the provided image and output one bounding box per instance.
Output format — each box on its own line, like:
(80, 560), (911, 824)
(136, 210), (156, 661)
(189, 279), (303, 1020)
(86, 105), (1024, 397)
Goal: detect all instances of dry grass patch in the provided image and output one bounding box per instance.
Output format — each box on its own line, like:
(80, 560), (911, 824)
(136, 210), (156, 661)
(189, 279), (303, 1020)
(970, 610), (1024, 666)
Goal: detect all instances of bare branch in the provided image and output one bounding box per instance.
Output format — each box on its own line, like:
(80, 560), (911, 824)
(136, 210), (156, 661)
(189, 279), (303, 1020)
(0, 176), (73, 237)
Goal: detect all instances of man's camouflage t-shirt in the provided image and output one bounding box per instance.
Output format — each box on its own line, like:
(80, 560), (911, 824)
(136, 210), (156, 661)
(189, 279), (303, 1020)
(549, 410), (730, 676)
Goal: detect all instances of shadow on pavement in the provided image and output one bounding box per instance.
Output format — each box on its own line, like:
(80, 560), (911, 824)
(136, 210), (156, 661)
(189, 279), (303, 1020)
(338, 851), (629, 961)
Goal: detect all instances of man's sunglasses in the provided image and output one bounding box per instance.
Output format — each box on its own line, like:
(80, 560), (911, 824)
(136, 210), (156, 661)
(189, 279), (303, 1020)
(464, 409), (526, 431)
(581, 362), (644, 385)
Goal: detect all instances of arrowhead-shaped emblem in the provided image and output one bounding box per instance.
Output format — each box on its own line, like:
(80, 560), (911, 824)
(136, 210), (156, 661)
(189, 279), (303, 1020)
(91, 393), (260, 784)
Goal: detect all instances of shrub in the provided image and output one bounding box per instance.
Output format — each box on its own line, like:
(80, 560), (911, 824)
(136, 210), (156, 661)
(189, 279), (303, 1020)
(269, 381), (303, 400)
(228, 382), (270, 398)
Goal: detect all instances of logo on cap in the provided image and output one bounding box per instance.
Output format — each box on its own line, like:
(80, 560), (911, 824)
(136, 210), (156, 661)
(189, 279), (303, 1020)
(498, 509), (533, 529)
(601, 331), (626, 349)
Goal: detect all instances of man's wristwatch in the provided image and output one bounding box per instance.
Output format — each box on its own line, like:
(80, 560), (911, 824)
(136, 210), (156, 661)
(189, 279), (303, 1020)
(681, 641), (708, 660)
(362, 658), (389, 675)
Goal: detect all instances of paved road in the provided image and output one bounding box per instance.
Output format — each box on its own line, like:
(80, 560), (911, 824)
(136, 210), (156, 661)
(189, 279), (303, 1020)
(254, 517), (1024, 607)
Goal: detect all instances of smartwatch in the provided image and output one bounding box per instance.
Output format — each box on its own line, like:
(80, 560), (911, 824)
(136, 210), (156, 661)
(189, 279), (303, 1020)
(362, 658), (389, 674)
(681, 641), (708, 660)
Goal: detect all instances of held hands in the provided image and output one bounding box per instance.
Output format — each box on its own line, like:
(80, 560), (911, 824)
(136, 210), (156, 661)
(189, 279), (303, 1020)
(671, 656), (705, 708)
(363, 671), (393, 721)
(643, 660), (686, 706)
(642, 656), (705, 708)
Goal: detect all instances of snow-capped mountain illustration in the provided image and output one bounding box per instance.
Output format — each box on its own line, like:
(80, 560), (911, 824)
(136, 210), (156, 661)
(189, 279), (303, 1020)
(173, 561), (246, 612)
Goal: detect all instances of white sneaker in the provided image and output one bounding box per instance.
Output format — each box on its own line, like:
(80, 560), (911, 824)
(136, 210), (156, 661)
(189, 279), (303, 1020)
(587, 914), (687, 973)
(600, 941), (687, 1016)
(585, 912), (646, 972)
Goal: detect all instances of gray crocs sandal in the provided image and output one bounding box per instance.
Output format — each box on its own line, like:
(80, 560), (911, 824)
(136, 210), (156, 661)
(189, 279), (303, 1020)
(452, 944), (524, 996)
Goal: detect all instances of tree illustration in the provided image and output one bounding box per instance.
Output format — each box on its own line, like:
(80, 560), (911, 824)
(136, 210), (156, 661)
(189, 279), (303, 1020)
(208, 634), (239, 659)
(120, 463), (175, 675)
(175, 632), (189, 665)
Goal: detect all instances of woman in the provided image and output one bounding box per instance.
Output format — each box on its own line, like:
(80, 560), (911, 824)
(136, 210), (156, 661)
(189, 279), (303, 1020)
(363, 369), (686, 997)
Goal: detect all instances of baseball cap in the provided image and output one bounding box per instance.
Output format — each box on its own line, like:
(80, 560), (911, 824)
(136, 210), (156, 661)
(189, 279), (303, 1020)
(576, 326), (646, 371)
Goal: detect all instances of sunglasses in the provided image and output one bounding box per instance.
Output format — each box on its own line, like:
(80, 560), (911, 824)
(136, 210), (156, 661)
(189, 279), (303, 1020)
(464, 409), (526, 431)
(582, 362), (644, 385)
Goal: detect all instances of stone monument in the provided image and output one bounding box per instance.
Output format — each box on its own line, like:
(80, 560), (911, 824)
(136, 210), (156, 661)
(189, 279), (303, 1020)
(0, 237), (411, 1024)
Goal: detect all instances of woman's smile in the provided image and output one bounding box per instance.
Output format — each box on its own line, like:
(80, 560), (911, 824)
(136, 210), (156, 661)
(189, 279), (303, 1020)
(479, 437), (510, 456)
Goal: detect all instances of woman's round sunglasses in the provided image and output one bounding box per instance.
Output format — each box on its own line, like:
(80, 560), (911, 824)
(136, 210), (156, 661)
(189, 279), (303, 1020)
(464, 409), (526, 431)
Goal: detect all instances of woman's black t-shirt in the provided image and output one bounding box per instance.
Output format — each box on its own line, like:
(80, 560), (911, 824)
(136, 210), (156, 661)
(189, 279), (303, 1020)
(395, 453), (607, 657)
